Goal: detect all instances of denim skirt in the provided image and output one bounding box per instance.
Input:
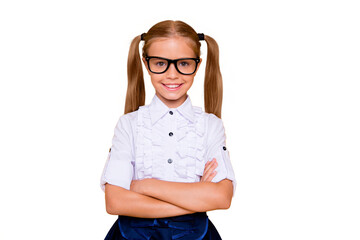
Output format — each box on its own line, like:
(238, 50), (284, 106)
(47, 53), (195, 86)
(104, 212), (222, 240)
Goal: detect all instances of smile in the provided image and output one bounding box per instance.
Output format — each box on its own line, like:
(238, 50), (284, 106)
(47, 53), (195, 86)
(162, 83), (183, 91)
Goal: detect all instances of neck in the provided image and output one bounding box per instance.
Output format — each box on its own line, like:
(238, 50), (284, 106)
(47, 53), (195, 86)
(155, 93), (187, 108)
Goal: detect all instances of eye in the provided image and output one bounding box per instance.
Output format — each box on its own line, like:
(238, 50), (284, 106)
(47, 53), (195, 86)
(179, 61), (190, 67)
(155, 60), (167, 67)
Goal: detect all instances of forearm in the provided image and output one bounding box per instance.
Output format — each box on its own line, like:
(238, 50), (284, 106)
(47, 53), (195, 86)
(105, 183), (194, 218)
(138, 179), (233, 212)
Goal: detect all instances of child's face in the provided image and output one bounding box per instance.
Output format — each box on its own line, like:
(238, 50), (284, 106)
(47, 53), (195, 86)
(143, 37), (201, 108)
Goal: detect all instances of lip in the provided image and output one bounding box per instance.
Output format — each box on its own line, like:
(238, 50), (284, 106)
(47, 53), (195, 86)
(162, 83), (183, 91)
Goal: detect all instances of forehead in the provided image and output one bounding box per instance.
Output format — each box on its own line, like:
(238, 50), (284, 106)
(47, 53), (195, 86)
(147, 37), (197, 59)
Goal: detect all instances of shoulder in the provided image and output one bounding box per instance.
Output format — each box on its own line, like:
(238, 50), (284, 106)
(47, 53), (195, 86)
(123, 110), (139, 121)
(117, 110), (138, 123)
(191, 106), (225, 134)
(200, 111), (224, 131)
(201, 112), (226, 141)
(115, 110), (139, 133)
(206, 112), (223, 126)
(189, 103), (224, 127)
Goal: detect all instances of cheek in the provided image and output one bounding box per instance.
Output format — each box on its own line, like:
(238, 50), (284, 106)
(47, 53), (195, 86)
(184, 76), (195, 85)
(150, 75), (165, 89)
(150, 74), (161, 83)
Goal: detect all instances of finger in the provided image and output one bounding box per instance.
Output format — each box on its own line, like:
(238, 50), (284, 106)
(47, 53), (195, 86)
(206, 159), (217, 172)
(208, 159), (218, 172)
(205, 160), (218, 179)
(202, 160), (218, 182)
(204, 159), (213, 169)
(204, 158), (216, 172)
(207, 170), (217, 182)
(202, 163), (212, 179)
(203, 159), (215, 178)
(202, 169), (217, 182)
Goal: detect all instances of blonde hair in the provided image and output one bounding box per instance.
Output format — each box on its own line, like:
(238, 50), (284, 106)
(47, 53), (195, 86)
(125, 20), (223, 118)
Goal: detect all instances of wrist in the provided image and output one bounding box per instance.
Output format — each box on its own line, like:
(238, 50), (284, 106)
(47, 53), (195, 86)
(142, 178), (154, 196)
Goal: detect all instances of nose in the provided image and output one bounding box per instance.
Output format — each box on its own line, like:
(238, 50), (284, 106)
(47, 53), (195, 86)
(165, 62), (179, 79)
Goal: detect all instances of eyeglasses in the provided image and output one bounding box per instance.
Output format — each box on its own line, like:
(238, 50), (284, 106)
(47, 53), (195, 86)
(145, 56), (200, 75)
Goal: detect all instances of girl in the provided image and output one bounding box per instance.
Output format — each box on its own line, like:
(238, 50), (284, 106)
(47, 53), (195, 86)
(100, 20), (236, 240)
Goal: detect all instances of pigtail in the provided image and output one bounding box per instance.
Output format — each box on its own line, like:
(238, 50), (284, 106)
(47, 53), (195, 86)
(204, 35), (223, 119)
(124, 35), (145, 114)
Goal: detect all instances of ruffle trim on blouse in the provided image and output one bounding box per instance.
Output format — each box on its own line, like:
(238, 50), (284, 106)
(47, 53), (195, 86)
(136, 106), (166, 179)
(135, 105), (207, 181)
(175, 106), (206, 180)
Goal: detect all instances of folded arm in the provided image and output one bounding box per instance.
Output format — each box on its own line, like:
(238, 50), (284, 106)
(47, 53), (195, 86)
(104, 158), (231, 217)
(105, 183), (195, 218)
(130, 159), (233, 212)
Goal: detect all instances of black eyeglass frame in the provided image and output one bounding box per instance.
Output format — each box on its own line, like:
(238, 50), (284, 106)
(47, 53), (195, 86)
(145, 56), (201, 75)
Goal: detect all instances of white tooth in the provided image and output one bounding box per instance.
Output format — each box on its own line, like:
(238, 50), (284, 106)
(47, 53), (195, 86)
(165, 84), (180, 88)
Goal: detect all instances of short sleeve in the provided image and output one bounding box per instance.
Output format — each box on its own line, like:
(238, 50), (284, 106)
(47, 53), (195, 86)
(205, 114), (237, 195)
(100, 114), (135, 192)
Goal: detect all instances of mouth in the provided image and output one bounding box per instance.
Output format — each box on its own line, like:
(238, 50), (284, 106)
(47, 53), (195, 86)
(162, 83), (183, 91)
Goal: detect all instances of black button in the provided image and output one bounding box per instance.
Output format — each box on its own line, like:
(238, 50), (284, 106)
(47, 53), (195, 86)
(167, 159), (173, 164)
(223, 146), (227, 151)
(169, 111), (173, 115)
(169, 132), (173, 136)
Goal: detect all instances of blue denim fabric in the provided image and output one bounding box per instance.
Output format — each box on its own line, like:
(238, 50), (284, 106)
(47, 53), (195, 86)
(104, 212), (222, 240)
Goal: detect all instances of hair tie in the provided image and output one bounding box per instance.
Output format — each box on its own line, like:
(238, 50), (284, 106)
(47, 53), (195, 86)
(197, 33), (205, 41)
(141, 33), (146, 41)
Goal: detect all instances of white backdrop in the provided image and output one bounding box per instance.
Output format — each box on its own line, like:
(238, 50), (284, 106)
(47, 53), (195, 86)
(0, 0), (359, 239)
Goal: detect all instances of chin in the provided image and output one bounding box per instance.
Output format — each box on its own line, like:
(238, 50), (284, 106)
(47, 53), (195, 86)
(160, 91), (179, 98)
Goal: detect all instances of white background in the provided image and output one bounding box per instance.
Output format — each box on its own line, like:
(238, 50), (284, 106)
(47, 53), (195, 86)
(0, 0), (359, 239)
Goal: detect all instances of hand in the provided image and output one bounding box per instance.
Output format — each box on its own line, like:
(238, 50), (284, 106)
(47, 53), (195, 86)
(130, 179), (150, 194)
(200, 158), (218, 182)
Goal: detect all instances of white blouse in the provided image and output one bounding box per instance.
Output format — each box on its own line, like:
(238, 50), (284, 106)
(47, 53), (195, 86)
(100, 95), (236, 195)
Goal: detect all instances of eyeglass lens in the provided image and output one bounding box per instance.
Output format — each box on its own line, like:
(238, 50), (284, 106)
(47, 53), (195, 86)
(148, 58), (197, 74)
